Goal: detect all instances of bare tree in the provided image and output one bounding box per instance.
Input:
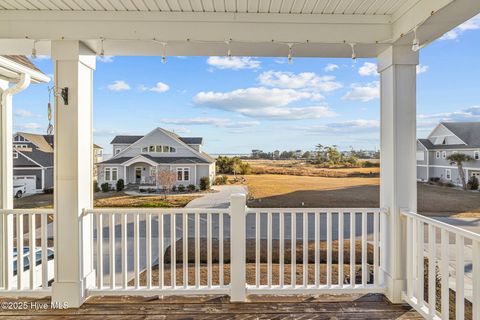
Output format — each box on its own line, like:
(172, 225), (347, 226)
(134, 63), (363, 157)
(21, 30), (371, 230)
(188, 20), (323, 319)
(156, 168), (177, 199)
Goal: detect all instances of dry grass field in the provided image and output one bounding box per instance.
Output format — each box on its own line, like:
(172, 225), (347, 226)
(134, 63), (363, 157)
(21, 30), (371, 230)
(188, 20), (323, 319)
(243, 174), (480, 217)
(245, 159), (379, 177)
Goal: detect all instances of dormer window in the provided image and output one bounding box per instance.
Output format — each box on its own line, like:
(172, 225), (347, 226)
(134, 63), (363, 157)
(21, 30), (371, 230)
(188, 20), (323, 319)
(442, 138), (446, 145)
(149, 145), (155, 152)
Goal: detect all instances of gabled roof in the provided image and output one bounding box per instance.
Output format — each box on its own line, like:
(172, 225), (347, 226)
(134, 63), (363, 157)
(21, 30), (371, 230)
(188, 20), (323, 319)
(419, 122), (480, 150)
(179, 137), (203, 145)
(3, 55), (42, 73)
(0, 55), (50, 83)
(441, 122), (480, 148)
(110, 135), (143, 144)
(110, 132), (203, 146)
(16, 132), (53, 153)
(100, 155), (212, 165)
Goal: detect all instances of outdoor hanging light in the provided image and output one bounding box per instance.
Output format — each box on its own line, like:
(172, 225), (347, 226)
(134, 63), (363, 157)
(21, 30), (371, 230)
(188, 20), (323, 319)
(412, 27), (420, 52)
(31, 40), (37, 59)
(287, 43), (293, 64)
(161, 42), (167, 64)
(100, 38), (105, 57)
(225, 39), (232, 60)
(350, 43), (357, 61)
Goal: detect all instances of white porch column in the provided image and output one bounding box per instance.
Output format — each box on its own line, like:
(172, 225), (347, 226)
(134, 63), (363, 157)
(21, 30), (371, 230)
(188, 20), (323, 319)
(0, 74), (31, 288)
(51, 41), (95, 307)
(378, 45), (418, 303)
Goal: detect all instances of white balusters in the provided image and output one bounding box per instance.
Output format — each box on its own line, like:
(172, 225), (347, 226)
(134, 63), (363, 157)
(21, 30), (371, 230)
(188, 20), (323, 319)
(350, 211), (356, 288)
(456, 234), (465, 320)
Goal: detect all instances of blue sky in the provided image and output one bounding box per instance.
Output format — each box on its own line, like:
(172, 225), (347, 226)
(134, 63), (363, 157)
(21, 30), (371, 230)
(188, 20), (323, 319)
(11, 14), (480, 155)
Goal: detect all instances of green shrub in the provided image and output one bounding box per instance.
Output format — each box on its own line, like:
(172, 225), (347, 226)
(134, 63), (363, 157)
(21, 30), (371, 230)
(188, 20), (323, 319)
(200, 176), (210, 190)
(468, 176), (479, 190)
(101, 183), (109, 192)
(178, 184), (185, 192)
(93, 181), (100, 192)
(187, 184), (196, 192)
(116, 179), (125, 192)
(172, 185), (177, 192)
(214, 175), (228, 185)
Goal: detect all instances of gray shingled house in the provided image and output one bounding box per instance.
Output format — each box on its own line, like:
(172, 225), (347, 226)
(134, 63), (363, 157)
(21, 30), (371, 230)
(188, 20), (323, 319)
(97, 127), (216, 189)
(417, 122), (480, 187)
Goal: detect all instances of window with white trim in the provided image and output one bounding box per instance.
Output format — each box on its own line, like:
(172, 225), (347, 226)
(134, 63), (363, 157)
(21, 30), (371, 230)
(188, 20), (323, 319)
(475, 151), (479, 160)
(142, 145), (177, 153)
(13, 152), (18, 159)
(115, 148), (121, 155)
(436, 151), (440, 159)
(442, 151), (447, 159)
(177, 167), (190, 181)
(445, 169), (451, 180)
(104, 167), (118, 181)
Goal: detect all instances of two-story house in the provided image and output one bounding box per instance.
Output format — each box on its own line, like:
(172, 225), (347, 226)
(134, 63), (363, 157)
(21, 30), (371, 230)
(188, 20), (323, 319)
(417, 122), (480, 186)
(13, 132), (104, 194)
(97, 128), (216, 189)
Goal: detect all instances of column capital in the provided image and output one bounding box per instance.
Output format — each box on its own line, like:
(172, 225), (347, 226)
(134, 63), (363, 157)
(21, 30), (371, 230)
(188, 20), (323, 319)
(377, 45), (418, 73)
(51, 40), (96, 70)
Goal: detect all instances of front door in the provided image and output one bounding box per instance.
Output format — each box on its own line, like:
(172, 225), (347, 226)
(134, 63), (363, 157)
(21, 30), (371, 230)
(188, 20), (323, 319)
(135, 167), (142, 184)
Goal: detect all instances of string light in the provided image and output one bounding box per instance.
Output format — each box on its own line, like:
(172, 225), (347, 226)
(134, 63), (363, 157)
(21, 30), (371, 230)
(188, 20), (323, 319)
(100, 38), (105, 57)
(161, 42), (167, 64)
(287, 43), (293, 64)
(225, 39), (232, 60)
(31, 41), (37, 59)
(412, 27), (420, 52)
(349, 43), (357, 61)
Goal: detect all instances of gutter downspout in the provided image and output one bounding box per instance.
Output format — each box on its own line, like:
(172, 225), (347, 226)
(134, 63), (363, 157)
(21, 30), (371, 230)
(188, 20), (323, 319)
(0, 73), (31, 289)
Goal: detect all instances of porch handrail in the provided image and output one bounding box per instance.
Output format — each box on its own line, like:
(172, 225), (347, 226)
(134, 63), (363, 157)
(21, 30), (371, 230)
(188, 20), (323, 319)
(401, 209), (480, 320)
(401, 209), (480, 242)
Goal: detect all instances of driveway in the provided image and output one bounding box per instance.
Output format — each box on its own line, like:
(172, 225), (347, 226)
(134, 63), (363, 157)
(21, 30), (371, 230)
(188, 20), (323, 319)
(186, 185), (248, 208)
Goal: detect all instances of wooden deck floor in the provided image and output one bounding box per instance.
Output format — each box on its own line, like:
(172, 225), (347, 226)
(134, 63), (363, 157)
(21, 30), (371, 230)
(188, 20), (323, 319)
(0, 294), (422, 319)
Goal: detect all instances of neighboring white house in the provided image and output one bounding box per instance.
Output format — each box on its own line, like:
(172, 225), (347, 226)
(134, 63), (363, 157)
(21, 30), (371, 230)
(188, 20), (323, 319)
(97, 128), (216, 189)
(417, 122), (480, 186)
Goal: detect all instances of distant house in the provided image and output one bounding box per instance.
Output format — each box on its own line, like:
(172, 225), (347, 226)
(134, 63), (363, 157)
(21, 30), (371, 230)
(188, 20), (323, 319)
(97, 128), (216, 189)
(13, 132), (103, 194)
(13, 133), (54, 194)
(417, 122), (480, 186)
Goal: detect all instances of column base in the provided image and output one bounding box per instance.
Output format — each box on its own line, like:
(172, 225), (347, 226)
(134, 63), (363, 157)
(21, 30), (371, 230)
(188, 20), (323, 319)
(383, 272), (406, 304)
(51, 270), (96, 308)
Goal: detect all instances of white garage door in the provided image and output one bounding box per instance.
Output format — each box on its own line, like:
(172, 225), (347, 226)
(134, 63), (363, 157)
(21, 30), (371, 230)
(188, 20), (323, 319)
(13, 176), (37, 194)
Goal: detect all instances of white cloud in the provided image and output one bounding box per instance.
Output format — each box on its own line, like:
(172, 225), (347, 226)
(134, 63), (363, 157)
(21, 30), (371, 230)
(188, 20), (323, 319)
(292, 119), (379, 134)
(107, 80), (130, 91)
(342, 81), (380, 102)
(15, 123), (42, 130)
(418, 105), (480, 122)
(149, 82), (170, 93)
(194, 87), (336, 120)
(14, 109), (33, 117)
(358, 62), (377, 76)
(324, 64), (339, 72)
(440, 15), (480, 40)
(160, 117), (260, 128)
(416, 64), (429, 74)
(206, 56), (261, 70)
(97, 55), (114, 63)
(258, 71), (342, 93)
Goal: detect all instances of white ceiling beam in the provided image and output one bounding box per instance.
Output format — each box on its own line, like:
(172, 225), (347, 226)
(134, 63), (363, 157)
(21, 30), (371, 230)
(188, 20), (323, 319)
(392, 0), (480, 47)
(0, 11), (391, 55)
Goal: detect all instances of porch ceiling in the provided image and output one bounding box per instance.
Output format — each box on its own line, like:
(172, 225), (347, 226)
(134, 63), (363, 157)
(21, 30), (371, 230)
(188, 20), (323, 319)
(0, 0), (478, 57)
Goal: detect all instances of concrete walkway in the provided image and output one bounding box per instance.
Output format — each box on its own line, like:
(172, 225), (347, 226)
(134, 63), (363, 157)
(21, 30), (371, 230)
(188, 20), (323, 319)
(186, 185), (248, 208)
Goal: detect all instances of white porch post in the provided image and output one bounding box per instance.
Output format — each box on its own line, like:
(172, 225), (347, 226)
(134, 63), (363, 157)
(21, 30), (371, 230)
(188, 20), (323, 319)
(378, 45), (418, 303)
(0, 74), (31, 288)
(51, 40), (95, 307)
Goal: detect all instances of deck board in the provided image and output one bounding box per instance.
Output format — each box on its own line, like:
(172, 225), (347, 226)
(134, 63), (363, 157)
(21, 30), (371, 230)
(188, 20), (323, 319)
(0, 294), (422, 319)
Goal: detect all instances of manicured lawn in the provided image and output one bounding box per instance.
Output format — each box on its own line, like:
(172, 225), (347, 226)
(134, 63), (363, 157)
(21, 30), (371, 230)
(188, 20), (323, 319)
(14, 191), (197, 209)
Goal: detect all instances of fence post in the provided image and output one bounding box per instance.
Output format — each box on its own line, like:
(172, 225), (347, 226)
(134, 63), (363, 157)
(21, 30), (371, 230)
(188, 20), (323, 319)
(230, 193), (247, 302)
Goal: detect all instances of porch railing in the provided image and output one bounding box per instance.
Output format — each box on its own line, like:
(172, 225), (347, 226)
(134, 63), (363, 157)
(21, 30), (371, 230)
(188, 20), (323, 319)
(82, 202), (387, 298)
(0, 209), (55, 296)
(402, 210), (480, 320)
